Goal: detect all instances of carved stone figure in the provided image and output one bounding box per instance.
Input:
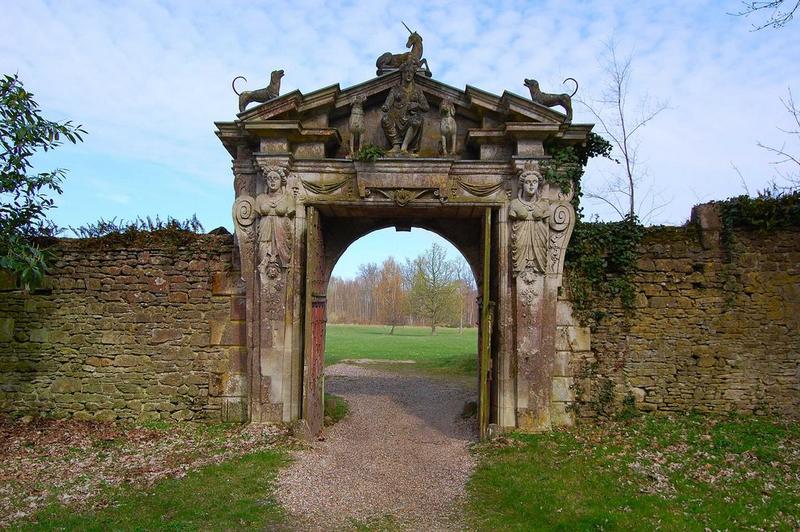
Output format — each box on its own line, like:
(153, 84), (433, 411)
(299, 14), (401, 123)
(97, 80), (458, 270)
(381, 61), (430, 154)
(523, 78), (578, 123)
(233, 69), (285, 113)
(254, 165), (296, 277)
(375, 23), (431, 76)
(348, 94), (367, 157)
(509, 166), (550, 275)
(439, 97), (457, 156)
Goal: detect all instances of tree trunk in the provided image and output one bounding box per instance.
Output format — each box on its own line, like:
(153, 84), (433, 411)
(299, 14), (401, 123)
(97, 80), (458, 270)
(389, 323), (395, 335)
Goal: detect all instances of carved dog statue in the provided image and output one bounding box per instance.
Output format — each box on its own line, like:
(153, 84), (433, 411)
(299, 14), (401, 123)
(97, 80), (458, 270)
(348, 94), (367, 157)
(234, 69), (284, 113)
(524, 78), (578, 123)
(439, 97), (457, 156)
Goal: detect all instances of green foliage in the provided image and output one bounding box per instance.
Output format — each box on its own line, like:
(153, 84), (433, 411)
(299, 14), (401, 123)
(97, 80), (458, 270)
(1, 73), (85, 288)
(542, 132), (642, 323)
(541, 132), (614, 213)
(69, 214), (204, 238)
(565, 215), (644, 324)
(714, 188), (800, 240)
(468, 414), (800, 530)
(67, 215), (205, 248)
(354, 143), (386, 161)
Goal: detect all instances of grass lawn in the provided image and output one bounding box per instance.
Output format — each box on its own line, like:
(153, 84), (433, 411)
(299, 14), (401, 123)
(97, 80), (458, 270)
(325, 323), (478, 376)
(468, 413), (800, 531)
(20, 450), (288, 531)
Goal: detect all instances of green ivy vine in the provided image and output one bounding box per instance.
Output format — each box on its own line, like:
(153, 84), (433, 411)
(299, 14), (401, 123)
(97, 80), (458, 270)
(354, 144), (386, 162)
(542, 132), (643, 324)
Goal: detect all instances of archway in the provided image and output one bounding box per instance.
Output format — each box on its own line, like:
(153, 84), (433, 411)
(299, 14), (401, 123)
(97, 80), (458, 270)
(303, 206), (494, 438)
(218, 61), (588, 438)
(321, 227), (481, 435)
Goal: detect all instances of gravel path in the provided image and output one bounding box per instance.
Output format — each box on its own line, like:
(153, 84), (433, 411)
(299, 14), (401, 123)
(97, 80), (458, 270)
(276, 363), (478, 530)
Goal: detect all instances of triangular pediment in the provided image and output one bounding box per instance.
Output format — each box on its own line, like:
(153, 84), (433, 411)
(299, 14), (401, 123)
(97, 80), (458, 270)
(234, 73), (568, 125)
(216, 72), (591, 160)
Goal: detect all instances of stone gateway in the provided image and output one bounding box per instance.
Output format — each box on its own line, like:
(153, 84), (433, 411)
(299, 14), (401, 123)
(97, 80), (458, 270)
(217, 37), (589, 439)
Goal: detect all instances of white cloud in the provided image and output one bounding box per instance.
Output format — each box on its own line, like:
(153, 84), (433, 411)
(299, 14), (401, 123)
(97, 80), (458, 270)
(2, 0), (798, 230)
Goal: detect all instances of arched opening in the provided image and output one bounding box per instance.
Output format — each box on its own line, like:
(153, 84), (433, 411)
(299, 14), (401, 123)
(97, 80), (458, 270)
(320, 226), (480, 437)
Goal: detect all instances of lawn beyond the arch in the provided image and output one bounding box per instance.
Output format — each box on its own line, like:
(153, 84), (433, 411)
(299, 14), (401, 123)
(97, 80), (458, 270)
(324, 323), (478, 376)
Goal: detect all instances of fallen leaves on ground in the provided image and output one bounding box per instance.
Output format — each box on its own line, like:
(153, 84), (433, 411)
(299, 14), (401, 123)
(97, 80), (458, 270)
(0, 417), (288, 527)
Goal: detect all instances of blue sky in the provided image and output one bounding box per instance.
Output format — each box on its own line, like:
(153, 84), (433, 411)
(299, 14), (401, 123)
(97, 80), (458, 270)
(3, 0), (799, 277)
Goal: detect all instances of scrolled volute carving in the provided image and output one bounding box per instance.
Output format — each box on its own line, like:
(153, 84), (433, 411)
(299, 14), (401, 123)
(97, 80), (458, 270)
(233, 195), (256, 227)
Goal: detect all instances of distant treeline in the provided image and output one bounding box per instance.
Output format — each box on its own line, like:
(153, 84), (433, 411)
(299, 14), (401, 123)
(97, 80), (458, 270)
(327, 243), (478, 334)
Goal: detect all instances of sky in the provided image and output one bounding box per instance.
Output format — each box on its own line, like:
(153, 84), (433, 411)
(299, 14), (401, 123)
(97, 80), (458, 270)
(2, 0), (799, 278)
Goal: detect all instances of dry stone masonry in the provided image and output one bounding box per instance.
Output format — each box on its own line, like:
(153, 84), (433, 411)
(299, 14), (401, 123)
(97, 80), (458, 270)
(0, 236), (246, 422)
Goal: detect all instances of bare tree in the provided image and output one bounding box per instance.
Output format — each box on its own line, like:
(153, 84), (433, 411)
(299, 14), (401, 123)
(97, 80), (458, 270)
(758, 88), (800, 191)
(579, 42), (669, 221)
(731, 0), (799, 29)
(375, 257), (407, 334)
(407, 243), (459, 334)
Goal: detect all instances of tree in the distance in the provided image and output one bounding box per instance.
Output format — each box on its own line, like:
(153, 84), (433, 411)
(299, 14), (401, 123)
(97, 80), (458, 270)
(407, 243), (460, 334)
(1, 74), (85, 288)
(375, 257), (407, 334)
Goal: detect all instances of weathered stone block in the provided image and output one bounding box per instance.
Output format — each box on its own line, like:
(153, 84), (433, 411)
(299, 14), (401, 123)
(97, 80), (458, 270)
(549, 401), (574, 427)
(211, 272), (244, 296)
(227, 347), (248, 373)
(210, 320), (246, 346)
(551, 377), (574, 402)
(553, 351), (572, 377)
(222, 373), (246, 397)
(567, 326), (590, 352)
(151, 329), (183, 344)
(29, 328), (49, 343)
(113, 354), (150, 367)
(0, 318), (14, 342)
(51, 377), (82, 394)
(221, 397), (248, 422)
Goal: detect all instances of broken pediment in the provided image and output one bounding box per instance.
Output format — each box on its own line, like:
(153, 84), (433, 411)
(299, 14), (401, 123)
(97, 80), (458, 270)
(216, 71), (591, 161)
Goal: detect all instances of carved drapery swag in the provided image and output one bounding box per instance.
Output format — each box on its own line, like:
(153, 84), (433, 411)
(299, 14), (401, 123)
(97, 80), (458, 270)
(233, 165), (297, 280)
(509, 164), (574, 278)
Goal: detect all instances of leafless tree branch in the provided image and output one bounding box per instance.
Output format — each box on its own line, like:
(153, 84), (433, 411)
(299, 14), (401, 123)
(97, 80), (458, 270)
(578, 40), (669, 221)
(729, 0), (800, 29)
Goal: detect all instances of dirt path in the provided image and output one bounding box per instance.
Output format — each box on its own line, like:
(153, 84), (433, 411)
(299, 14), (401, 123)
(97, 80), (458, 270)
(276, 363), (477, 530)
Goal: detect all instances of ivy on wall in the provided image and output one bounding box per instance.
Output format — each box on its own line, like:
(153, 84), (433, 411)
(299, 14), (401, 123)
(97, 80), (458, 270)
(542, 132), (643, 324)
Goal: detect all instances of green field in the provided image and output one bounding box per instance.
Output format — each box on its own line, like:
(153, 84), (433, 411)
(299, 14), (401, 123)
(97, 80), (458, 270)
(324, 323), (478, 376)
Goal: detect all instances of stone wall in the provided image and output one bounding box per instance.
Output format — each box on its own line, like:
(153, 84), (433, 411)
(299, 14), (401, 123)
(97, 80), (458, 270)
(570, 218), (800, 417)
(0, 235), (247, 422)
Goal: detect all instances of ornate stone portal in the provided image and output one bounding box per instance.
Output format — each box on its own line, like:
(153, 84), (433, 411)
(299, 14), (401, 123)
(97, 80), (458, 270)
(216, 34), (591, 437)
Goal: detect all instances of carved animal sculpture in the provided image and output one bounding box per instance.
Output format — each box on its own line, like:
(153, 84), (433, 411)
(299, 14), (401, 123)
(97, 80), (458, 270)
(348, 94), (367, 157)
(375, 22), (431, 76)
(523, 77), (578, 123)
(233, 69), (284, 113)
(439, 97), (457, 156)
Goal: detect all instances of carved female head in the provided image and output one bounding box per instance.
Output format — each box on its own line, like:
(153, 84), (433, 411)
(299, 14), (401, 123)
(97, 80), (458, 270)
(262, 165), (288, 193)
(518, 168), (542, 201)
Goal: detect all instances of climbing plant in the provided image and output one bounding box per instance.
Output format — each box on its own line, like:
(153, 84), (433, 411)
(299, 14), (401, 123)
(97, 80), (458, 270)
(542, 132), (643, 324)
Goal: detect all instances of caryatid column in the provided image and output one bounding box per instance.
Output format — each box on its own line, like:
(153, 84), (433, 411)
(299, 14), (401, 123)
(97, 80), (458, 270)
(510, 161), (575, 431)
